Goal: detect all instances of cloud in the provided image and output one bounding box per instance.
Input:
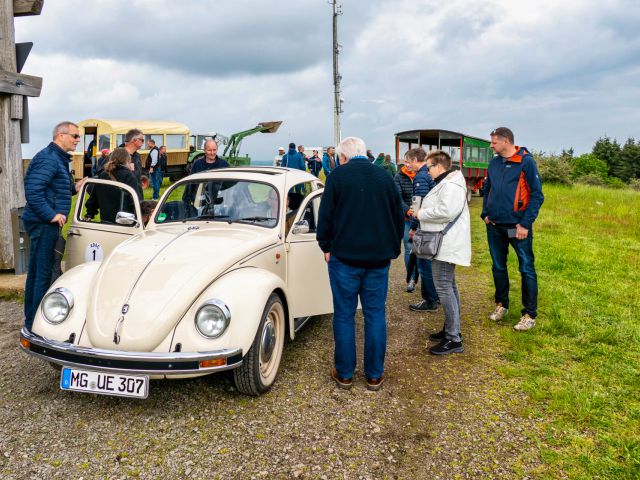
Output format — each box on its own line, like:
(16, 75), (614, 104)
(14, 0), (640, 161)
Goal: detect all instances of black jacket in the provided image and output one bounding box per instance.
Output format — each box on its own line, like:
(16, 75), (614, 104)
(85, 165), (141, 223)
(316, 156), (404, 267)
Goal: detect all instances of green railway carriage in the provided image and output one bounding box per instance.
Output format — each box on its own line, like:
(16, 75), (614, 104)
(394, 129), (491, 198)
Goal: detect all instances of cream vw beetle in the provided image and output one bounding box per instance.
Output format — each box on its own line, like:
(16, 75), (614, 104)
(19, 167), (333, 398)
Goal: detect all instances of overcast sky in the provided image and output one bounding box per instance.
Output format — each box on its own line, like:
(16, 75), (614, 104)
(14, 0), (640, 161)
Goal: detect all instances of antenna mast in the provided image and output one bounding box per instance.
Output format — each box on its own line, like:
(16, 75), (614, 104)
(332, 0), (342, 146)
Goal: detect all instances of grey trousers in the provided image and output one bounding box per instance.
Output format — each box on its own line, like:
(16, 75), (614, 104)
(431, 260), (462, 342)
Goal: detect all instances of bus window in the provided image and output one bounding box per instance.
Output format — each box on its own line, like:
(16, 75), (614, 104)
(166, 134), (186, 149)
(144, 134), (164, 147)
(116, 134), (125, 146)
(99, 134), (110, 151)
(464, 146), (471, 162)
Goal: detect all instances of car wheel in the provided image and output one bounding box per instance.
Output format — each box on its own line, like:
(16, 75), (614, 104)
(234, 293), (285, 396)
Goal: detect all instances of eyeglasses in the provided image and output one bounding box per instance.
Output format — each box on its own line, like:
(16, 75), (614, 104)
(134, 137), (145, 142)
(426, 164), (435, 169)
(63, 133), (81, 139)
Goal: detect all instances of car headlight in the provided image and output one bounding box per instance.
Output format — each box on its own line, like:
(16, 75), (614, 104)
(41, 288), (74, 325)
(195, 300), (231, 338)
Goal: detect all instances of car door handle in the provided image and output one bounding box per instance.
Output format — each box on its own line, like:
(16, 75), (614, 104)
(67, 230), (82, 237)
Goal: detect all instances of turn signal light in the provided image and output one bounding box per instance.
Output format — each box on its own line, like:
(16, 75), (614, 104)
(20, 338), (30, 349)
(199, 358), (226, 369)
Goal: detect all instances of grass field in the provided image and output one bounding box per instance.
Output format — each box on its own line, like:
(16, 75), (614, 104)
(468, 184), (640, 478)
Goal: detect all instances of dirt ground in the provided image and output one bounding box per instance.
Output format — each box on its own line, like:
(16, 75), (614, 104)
(0, 258), (543, 479)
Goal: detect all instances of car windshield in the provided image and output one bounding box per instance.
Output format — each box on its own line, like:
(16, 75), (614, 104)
(155, 180), (279, 227)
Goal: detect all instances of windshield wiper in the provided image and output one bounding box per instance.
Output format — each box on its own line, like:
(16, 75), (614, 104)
(180, 214), (230, 222)
(236, 216), (276, 223)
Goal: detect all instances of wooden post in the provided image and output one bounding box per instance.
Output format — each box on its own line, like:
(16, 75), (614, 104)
(0, 0), (43, 269)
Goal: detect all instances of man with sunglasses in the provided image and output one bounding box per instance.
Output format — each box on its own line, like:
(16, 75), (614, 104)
(22, 121), (87, 331)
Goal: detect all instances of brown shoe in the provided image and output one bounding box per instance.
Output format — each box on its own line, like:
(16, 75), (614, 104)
(366, 376), (385, 391)
(331, 368), (353, 390)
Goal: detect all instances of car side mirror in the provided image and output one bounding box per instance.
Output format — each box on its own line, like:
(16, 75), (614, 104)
(291, 220), (310, 235)
(116, 211), (139, 227)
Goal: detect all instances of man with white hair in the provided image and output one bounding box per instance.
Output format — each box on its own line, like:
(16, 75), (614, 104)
(317, 136), (404, 391)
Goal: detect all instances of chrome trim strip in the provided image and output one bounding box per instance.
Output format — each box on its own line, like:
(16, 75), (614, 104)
(293, 316), (312, 333)
(20, 327), (242, 376)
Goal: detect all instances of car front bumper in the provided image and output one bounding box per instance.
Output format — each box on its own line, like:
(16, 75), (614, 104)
(19, 327), (243, 376)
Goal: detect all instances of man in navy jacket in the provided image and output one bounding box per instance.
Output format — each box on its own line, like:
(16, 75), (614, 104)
(482, 127), (544, 331)
(22, 121), (86, 330)
(317, 137), (404, 391)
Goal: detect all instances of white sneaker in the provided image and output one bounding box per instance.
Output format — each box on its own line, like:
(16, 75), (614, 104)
(406, 279), (416, 293)
(514, 314), (535, 331)
(489, 304), (508, 321)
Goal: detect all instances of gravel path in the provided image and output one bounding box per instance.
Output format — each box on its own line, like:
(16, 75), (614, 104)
(0, 258), (543, 479)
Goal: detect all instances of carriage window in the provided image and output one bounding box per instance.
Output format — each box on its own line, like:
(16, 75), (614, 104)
(98, 134), (110, 151)
(166, 134), (187, 149)
(143, 134), (164, 148)
(116, 134), (125, 146)
(79, 183), (139, 226)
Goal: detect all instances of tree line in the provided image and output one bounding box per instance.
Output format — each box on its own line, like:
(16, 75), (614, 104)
(534, 136), (640, 190)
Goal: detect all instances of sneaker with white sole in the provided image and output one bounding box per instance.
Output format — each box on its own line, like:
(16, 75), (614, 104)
(406, 279), (416, 293)
(514, 314), (535, 331)
(489, 303), (509, 321)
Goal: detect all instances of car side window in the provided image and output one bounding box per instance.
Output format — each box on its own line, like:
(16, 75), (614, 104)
(79, 183), (139, 226)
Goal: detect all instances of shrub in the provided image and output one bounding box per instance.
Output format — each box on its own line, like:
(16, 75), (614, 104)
(535, 152), (573, 185)
(571, 154), (608, 180)
(607, 177), (627, 189)
(628, 178), (640, 191)
(575, 173), (607, 186)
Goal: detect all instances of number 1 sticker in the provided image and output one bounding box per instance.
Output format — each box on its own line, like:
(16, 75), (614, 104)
(85, 242), (104, 263)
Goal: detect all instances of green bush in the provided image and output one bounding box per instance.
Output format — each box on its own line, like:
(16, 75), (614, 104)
(628, 178), (640, 191)
(607, 177), (627, 189)
(575, 173), (607, 186)
(571, 153), (608, 180)
(535, 152), (573, 185)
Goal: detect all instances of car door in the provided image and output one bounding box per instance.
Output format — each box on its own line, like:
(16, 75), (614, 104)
(66, 179), (143, 270)
(285, 189), (333, 318)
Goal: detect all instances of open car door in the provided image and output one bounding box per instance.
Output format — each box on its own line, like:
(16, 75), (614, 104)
(284, 189), (333, 319)
(66, 179), (143, 270)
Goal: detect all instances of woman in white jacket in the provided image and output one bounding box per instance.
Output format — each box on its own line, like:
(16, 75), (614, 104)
(417, 150), (471, 355)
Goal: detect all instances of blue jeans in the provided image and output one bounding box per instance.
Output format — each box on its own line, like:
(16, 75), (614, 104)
(328, 256), (390, 379)
(23, 220), (59, 331)
(403, 220), (417, 282)
(417, 257), (439, 304)
(151, 168), (163, 200)
(486, 223), (538, 318)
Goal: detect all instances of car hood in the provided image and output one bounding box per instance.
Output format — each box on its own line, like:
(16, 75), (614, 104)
(85, 225), (278, 350)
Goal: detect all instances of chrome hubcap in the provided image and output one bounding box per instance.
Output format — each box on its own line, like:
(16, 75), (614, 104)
(260, 319), (276, 364)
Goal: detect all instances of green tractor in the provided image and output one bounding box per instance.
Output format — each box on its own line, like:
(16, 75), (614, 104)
(187, 121), (282, 171)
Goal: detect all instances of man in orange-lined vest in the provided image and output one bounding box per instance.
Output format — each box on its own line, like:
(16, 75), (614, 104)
(481, 127), (544, 331)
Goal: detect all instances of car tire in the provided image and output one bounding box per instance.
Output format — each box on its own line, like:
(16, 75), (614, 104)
(234, 293), (285, 396)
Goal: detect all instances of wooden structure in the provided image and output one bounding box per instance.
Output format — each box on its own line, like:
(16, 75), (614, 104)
(0, 0), (43, 269)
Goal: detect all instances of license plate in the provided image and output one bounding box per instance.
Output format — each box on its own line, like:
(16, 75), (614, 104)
(60, 367), (149, 399)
